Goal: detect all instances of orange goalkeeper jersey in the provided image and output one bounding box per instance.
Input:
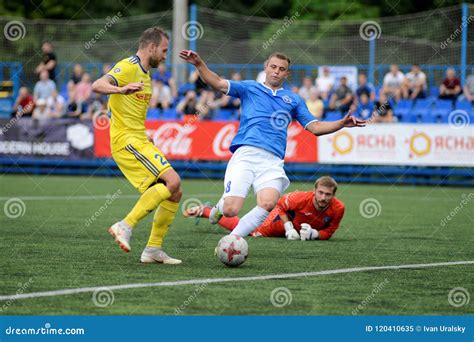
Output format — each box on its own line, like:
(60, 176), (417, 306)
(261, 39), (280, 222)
(255, 191), (345, 240)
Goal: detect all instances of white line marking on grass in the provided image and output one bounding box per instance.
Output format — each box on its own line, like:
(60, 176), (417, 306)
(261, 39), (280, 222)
(0, 260), (472, 301)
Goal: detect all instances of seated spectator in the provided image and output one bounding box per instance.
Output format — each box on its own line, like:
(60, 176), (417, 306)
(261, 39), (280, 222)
(402, 64), (426, 99)
(73, 73), (93, 114)
(83, 93), (107, 120)
(462, 67), (474, 103)
(32, 98), (51, 120)
(299, 76), (317, 101)
(35, 41), (57, 82)
(12, 87), (34, 117)
(356, 93), (374, 120)
(382, 64), (405, 101)
(356, 73), (375, 101)
(69, 64), (84, 85)
(372, 93), (394, 123)
(439, 68), (461, 101)
(329, 76), (353, 113)
(150, 79), (172, 110)
(215, 72), (241, 111)
(315, 66), (334, 100)
(306, 88), (324, 119)
(153, 64), (177, 98)
(177, 90), (210, 119)
(102, 63), (112, 76)
(46, 89), (66, 118)
(34, 70), (56, 100)
(291, 85), (299, 94)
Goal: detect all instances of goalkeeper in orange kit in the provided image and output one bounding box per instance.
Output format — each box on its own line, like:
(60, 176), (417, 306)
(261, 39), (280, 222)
(185, 176), (345, 240)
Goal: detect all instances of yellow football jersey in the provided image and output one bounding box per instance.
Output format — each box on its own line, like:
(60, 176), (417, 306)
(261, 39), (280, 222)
(106, 56), (152, 152)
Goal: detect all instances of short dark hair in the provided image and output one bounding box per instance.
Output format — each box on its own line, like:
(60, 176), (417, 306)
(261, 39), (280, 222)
(139, 27), (169, 49)
(265, 52), (291, 67)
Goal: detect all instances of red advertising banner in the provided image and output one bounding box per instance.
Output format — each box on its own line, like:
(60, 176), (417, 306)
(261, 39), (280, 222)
(94, 120), (318, 162)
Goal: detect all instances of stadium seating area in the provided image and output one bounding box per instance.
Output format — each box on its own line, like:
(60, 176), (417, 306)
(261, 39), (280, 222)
(1, 61), (473, 124)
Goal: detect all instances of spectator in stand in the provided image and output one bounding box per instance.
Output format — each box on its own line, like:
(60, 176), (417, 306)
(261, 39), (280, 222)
(356, 93), (373, 120)
(291, 85), (299, 94)
(372, 93), (394, 123)
(73, 73), (93, 114)
(299, 76), (317, 101)
(306, 88), (324, 119)
(12, 87), (34, 117)
(66, 81), (79, 115)
(34, 70), (56, 100)
(402, 64), (427, 99)
(102, 63), (112, 76)
(32, 98), (51, 120)
(215, 72), (241, 112)
(356, 73), (375, 101)
(190, 70), (215, 110)
(256, 63), (266, 84)
(439, 68), (462, 101)
(177, 90), (210, 119)
(382, 64), (405, 101)
(153, 64), (177, 98)
(69, 64), (84, 85)
(83, 92), (107, 120)
(329, 76), (353, 113)
(315, 66), (335, 100)
(46, 89), (66, 118)
(150, 79), (172, 110)
(462, 67), (474, 103)
(35, 42), (57, 81)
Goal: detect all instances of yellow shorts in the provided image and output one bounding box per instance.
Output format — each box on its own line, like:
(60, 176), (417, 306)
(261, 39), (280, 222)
(112, 142), (172, 193)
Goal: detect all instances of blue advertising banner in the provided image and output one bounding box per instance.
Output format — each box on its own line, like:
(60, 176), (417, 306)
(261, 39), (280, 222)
(0, 316), (472, 342)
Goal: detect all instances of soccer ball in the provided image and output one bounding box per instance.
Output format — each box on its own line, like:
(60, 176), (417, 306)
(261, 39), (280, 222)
(216, 235), (248, 267)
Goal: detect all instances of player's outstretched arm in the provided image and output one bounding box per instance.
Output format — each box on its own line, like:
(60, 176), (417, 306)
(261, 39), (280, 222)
(179, 50), (229, 93)
(92, 75), (144, 95)
(306, 111), (366, 136)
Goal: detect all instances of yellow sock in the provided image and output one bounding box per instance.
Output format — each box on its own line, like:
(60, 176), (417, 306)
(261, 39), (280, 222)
(124, 183), (171, 227)
(147, 200), (179, 248)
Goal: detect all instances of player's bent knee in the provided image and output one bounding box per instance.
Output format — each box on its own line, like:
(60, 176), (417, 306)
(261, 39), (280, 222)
(223, 206), (239, 217)
(259, 201), (277, 212)
(169, 188), (182, 202)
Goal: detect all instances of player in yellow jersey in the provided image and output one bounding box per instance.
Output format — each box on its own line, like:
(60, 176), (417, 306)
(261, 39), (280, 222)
(92, 27), (182, 265)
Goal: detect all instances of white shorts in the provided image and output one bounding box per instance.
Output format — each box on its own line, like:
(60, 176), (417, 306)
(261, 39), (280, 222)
(222, 145), (290, 198)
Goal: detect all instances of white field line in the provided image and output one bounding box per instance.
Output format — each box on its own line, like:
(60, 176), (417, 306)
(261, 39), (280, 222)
(0, 260), (472, 301)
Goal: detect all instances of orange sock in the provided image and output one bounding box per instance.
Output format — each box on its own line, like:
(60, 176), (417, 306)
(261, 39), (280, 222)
(202, 207), (239, 231)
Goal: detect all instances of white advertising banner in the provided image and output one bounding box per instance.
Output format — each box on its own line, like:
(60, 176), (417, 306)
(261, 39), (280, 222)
(318, 124), (474, 167)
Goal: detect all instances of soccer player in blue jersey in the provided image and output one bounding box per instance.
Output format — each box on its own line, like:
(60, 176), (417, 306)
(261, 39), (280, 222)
(179, 50), (365, 239)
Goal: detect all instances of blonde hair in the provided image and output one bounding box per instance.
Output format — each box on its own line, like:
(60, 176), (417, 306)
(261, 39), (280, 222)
(265, 52), (291, 67)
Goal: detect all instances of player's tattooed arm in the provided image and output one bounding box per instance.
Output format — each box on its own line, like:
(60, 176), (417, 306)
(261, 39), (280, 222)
(92, 75), (144, 95)
(179, 50), (229, 93)
(306, 111), (366, 136)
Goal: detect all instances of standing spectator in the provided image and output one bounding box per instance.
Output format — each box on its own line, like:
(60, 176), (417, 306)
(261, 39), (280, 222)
(356, 73), (375, 101)
(439, 68), (461, 101)
(12, 87), (34, 117)
(150, 79), (172, 110)
(306, 88), (324, 119)
(74, 73), (93, 113)
(35, 42), (57, 81)
(402, 64), (427, 99)
(153, 64), (177, 98)
(69, 64), (84, 85)
(34, 70), (56, 100)
(372, 93), (394, 123)
(315, 66), (335, 100)
(329, 76), (353, 113)
(382, 64), (405, 101)
(298, 76), (317, 101)
(462, 67), (474, 103)
(46, 89), (66, 118)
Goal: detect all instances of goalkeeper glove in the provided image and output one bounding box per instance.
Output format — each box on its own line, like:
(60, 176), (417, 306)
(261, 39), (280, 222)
(284, 221), (300, 240)
(300, 223), (319, 240)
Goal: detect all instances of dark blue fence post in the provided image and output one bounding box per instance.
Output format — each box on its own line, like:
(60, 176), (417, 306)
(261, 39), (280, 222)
(368, 38), (376, 85)
(460, 3), (468, 83)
